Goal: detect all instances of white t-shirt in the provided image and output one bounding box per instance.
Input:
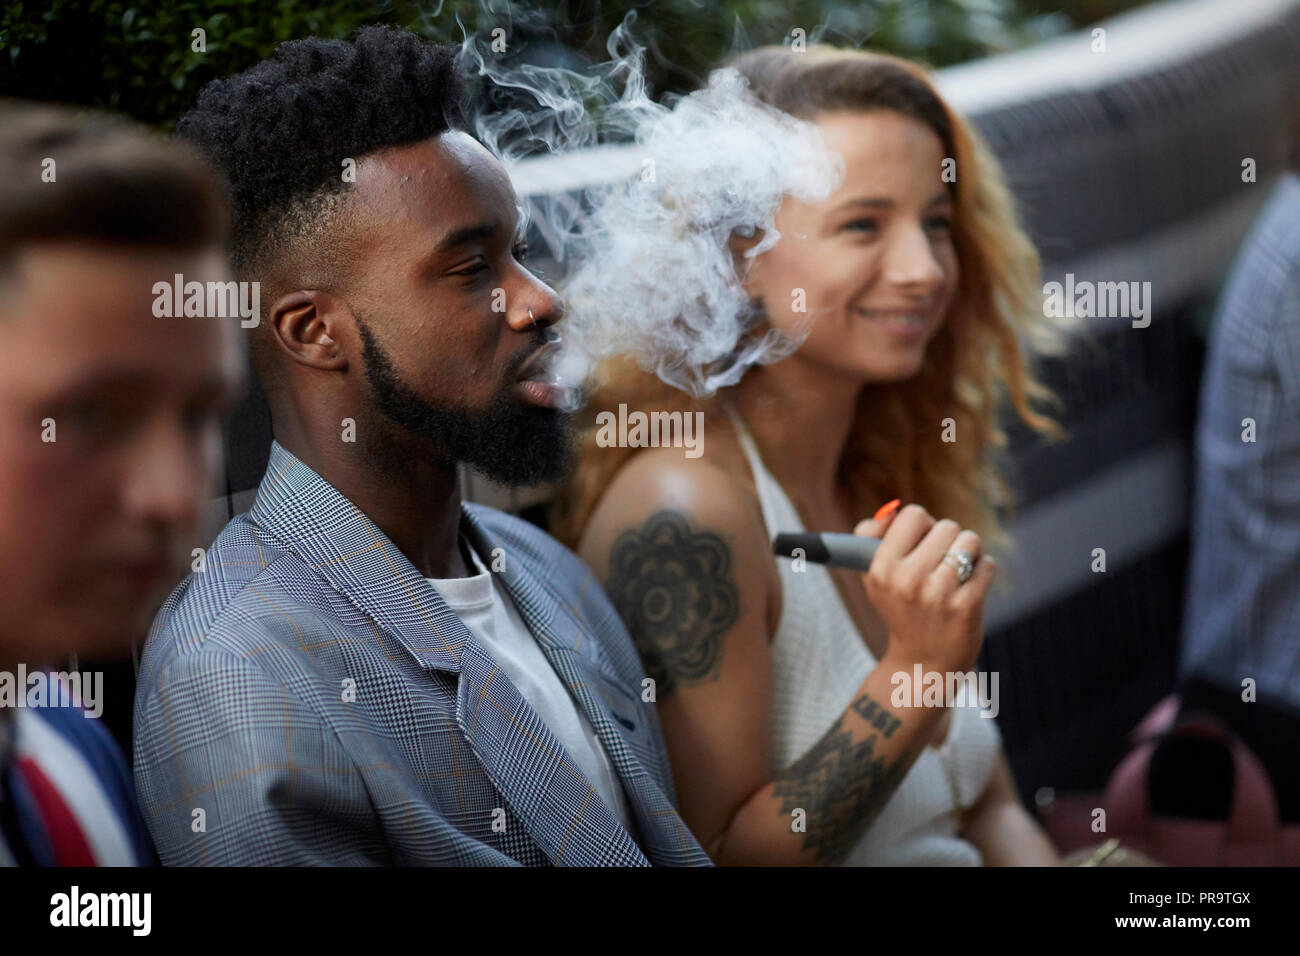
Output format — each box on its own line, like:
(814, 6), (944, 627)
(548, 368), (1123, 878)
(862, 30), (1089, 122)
(426, 540), (633, 832)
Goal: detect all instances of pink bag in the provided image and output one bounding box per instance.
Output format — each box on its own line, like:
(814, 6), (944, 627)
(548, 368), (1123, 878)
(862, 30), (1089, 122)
(1040, 695), (1300, 865)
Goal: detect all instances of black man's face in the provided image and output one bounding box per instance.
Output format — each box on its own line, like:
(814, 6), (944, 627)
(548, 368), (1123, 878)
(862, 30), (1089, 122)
(343, 132), (572, 485)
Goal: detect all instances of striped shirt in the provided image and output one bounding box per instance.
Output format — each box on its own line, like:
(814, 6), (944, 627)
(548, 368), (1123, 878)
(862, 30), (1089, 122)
(0, 677), (153, 866)
(1180, 173), (1300, 715)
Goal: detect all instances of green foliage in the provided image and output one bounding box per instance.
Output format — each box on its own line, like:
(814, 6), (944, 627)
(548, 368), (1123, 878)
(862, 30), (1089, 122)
(0, 0), (1137, 130)
(1, 0), (420, 127)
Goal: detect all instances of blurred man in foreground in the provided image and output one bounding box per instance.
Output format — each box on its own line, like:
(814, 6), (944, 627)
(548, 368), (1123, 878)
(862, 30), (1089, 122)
(0, 102), (241, 864)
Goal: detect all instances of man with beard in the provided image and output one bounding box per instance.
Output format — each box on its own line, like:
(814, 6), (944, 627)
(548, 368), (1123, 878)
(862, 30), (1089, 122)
(132, 27), (710, 866)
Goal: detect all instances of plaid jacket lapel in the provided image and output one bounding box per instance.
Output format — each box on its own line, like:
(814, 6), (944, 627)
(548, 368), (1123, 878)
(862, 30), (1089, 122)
(248, 443), (466, 675)
(463, 508), (711, 866)
(453, 638), (648, 866)
(248, 442), (648, 866)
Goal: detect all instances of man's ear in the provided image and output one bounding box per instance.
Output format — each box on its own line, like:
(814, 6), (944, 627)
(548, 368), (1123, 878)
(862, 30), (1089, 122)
(269, 290), (349, 371)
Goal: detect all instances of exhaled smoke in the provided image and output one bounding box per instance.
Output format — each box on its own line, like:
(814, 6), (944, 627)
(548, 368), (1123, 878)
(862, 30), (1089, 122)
(459, 16), (842, 402)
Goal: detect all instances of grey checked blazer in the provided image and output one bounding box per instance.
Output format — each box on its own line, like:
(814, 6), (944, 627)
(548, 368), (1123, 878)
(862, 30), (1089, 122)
(133, 441), (711, 866)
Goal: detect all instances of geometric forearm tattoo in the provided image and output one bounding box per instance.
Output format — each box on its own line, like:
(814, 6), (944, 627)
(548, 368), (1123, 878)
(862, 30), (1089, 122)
(852, 692), (902, 738)
(604, 510), (739, 697)
(772, 692), (912, 863)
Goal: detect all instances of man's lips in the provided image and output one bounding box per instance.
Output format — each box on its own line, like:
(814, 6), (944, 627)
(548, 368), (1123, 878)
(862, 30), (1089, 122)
(512, 329), (581, 409)
(515, 379), (569, 408)
(515, 335), (563, 384)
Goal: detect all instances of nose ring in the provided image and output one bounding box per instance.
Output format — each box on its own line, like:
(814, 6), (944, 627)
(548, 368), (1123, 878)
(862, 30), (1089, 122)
(527, 307), (537, 328)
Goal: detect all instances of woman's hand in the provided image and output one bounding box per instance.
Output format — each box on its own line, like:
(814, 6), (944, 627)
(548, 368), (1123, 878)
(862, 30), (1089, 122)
(854, 503), (996, 676)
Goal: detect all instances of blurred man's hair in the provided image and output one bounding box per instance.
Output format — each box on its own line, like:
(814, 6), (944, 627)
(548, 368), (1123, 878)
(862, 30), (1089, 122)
(175, 26), (467, 287)
(0, 100), (227, 272)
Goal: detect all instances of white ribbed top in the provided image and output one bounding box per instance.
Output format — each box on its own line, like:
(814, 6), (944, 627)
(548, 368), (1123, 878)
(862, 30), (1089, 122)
(729, 408), (1001, 866)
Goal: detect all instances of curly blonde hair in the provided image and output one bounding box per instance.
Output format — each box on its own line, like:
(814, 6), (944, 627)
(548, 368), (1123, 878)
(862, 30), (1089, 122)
(553, 46), (1066, 556)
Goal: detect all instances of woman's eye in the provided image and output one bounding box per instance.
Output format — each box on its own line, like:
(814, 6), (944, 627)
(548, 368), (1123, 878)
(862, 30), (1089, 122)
(512, 239), (530, 263)
(925, 215), (954, 232)
(843, 218), (879, 234)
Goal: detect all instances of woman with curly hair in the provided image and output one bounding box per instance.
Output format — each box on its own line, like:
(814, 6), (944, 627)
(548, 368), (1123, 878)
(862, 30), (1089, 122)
(555, 46), (1066, 865)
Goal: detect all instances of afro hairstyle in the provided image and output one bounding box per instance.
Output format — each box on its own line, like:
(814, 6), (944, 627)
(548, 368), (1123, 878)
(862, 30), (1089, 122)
(176, 25), (468, 282)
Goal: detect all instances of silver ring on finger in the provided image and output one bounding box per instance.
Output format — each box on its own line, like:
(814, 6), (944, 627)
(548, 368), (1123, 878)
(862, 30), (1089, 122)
(942, 548), (976, 584)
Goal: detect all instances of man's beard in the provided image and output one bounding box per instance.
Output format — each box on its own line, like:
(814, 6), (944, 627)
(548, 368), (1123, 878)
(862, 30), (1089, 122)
(357, 319), (572, 487)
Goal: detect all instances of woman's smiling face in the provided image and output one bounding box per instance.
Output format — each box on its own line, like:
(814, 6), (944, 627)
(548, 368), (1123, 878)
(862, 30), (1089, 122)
(740, 108), (959, 385)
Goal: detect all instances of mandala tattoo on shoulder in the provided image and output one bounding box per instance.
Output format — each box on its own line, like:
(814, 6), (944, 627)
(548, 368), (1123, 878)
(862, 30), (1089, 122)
(604, 510), (739, 696)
